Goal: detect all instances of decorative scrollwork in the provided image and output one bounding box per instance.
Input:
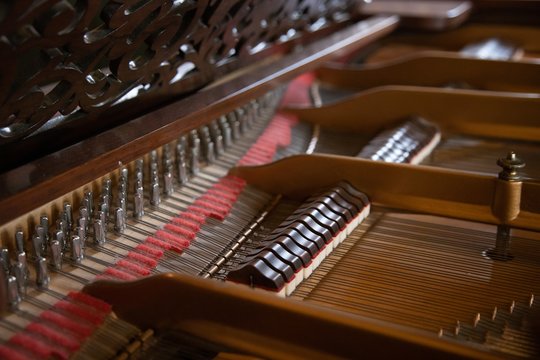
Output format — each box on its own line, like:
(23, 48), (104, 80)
(0, 0), (356, 143)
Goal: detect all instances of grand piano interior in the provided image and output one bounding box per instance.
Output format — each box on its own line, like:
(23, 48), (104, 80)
(0, 1), (539, 359)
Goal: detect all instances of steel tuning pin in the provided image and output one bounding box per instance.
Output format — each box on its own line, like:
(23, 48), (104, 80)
(71, 235), (83, 263)
(32, 229), (44, 258)
(134, 181), (145, 219)
(35, 257), (50, 289)
(219, 116), (232, 149)
(227, 112), (240, 141)
(7, 275), (20, 309)
(39, 215), (50, 246)
(177, 139), (189, 185)
(63, 202), (73, 233)
(93, 218), (106, 246)
(189, 130), (200, 176)
(114, 207), (126, 233)
(50, 239), (62, 270)
(15, 229), (24, 254)
(0, 248), (9, 274)
(84, 190), (94, 221)
(163, 159), (174, 196)
(211, 120), (224, 157)
(150, 175), (161, 207)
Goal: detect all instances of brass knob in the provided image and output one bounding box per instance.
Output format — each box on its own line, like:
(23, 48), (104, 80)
(497, 151), (525, 181)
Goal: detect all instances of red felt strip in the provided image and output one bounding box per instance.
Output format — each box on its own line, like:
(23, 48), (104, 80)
(40, 310), (93, 338)
(0, 345), (31, 360)
(186, 205), (214, 218)
(170, 217), (201, 232)
(54, 300), (105, 326)
(67, 292), (111, 313)
(206, 188), (237, 202)
(116, 260), (151, 276)
(164, 223), (196, 239)
(136, 244), (164, 259)
(200, 194), (233, 207)
(177, 211), (206, 224)
(146, 236), (183, 253)
(223, 175), (246, 186)
(26, 323), (80, 351)
(213, 183), (242, 195)
(155, 230), (190, 248)
(128, 251), (158, 267)
(102, 267), (137, 281)
(10, 332), (69, 360)
(280, 72), (315, 107)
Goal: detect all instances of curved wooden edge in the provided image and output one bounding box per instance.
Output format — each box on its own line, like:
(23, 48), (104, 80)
(285, 86), (540, 141)
(230, 154), (540, 231)
(359, 1), (472, 30)
(83, 273), (497, 359)
(0, 16), (400, 226)
(389, 23), (540, 52)
(316, 53), (540, 93)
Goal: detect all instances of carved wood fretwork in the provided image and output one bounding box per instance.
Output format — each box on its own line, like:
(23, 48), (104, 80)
(0, 0), (357, 145)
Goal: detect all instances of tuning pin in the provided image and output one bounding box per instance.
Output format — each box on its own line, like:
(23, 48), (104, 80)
(135, 161), (144, 188)
(77, 218), (87, 244)
(7, 275), (20, 309)
(32, 231), (43, 258)
(189, 130), (200, 160)
(219, 116), (232, 148)
(100, 198), (110, 222)
(93, 219), (106, 246)
(15, 229), (24, 254)
(227, 112), (240, 141)
(163, 169), (173, 196)
(79, 207), (89, 230)
(39, 215), (50, 245)
(189, 146), (199, 176)
(150, 150), (158, 165)
(74, 226), (85, 252)
(177, 148), (188, 185)
(35, 257), (50, 289)
(71, 235), (83, 263)
(102, 178), (112, 197)
(206, 142), (216, 164)
(529, 294), (535, 307)
(63, 202), (73, 232)
(53, 229), (65, 252)
(56, 219), (67, 246)
(12, 259), (27, 296)
(492, 306), (498, 320)
(0, 248), (9, 274)
(114, 207), (126, 233)
(150, 181), (160, 207)
(509, 300), (515, 314)
(134, 185), (145, 219)
(50, 240), (62, 270)
(118, 198), (127, 220)
(83, 191), (94, 221)
(120, 167), (129, 182)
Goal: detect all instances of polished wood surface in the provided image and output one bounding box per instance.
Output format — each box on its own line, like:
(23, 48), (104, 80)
(83, 273), (496, 359)
(359, 0), (472, 30)
(231, 154), (540, 231)
(316, 55), (540, 93)
(286, 86), (540, 141)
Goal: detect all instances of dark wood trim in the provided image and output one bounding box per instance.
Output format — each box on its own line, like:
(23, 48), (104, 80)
(0, 15), (399, 225)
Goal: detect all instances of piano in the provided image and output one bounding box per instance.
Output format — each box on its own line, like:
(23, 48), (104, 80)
(0, 0), (539, 358)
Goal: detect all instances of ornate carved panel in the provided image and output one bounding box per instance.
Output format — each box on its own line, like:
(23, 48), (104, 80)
(0, 0), (357, 144)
